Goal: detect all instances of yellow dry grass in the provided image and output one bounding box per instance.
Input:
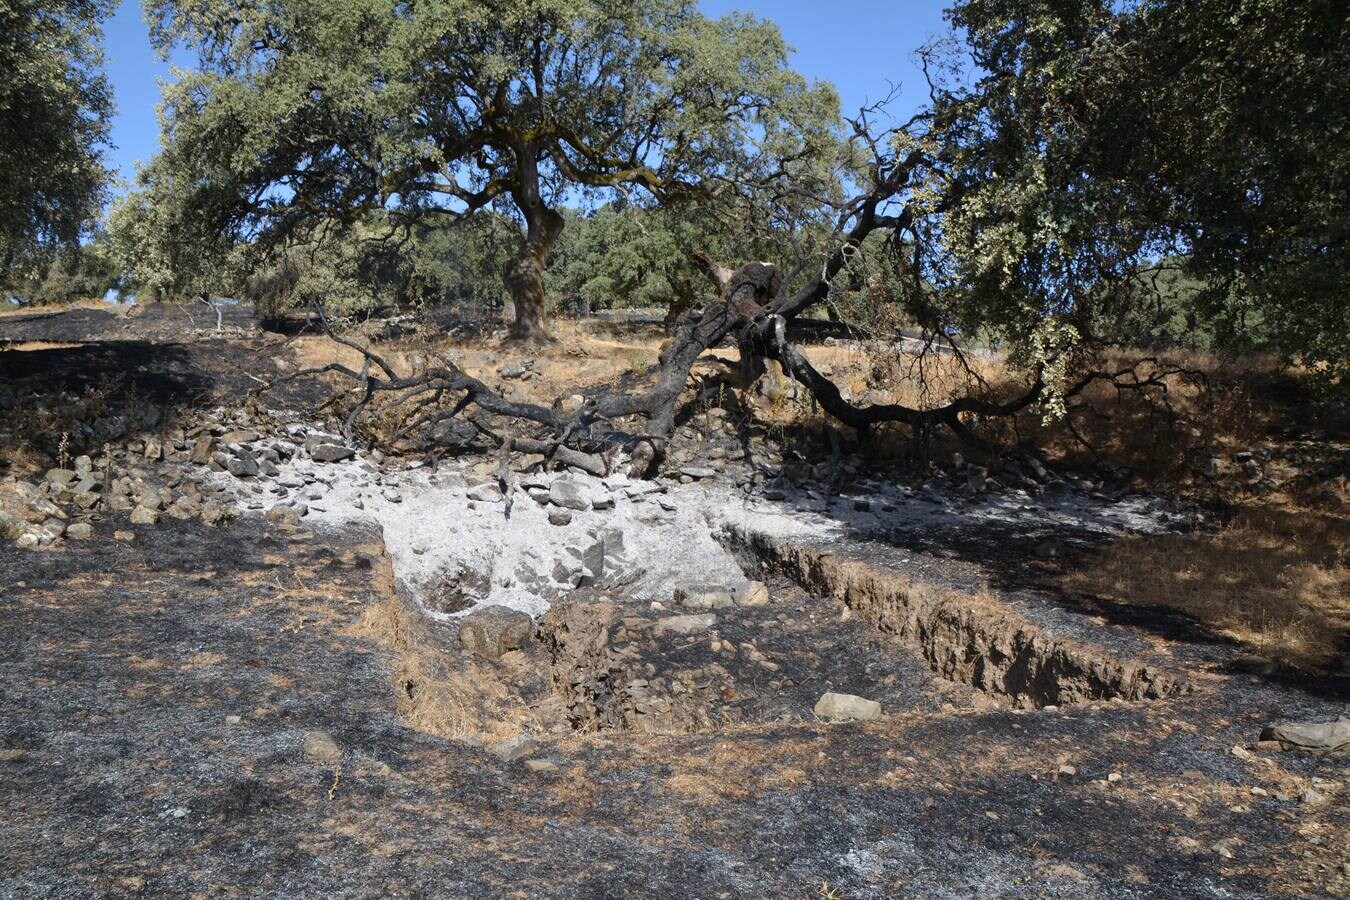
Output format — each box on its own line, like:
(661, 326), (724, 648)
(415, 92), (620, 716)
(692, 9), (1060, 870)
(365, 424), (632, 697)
(350, 577), (536, 744)
(0, 341), (84, 351)
(0, 298), (116, 317)
(1061, 506), (1349, 669)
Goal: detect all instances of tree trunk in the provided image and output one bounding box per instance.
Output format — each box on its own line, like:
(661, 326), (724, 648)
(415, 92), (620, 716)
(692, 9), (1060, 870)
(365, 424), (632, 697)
(505, 143), (564, 343)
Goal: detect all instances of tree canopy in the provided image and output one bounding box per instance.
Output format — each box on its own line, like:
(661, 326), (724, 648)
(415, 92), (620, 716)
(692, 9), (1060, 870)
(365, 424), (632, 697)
(111, 0), (1346, 399)
(923, 0), (1349, 380)
(135, 0), (841, 339)
(0, 0), (116, 276)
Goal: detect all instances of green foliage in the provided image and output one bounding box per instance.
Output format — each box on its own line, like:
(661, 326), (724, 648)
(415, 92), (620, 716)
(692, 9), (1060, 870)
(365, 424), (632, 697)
(928, 0), (1348, 377)
(240, 219), (430, 319)
(0, 0), (115, 274)
(411, 214), (519, 310)
(546, 203), (731, 314)
(133, 0), (841, 331)
(4, 231), (120, 305)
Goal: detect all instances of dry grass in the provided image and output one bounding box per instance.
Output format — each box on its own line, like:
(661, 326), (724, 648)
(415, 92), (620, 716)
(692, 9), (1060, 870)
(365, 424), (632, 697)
(1060, 506), (1349, 669)
(0, 298), (117, 317)
(0, 341), (84, 351)
(350, 586), (537, 744)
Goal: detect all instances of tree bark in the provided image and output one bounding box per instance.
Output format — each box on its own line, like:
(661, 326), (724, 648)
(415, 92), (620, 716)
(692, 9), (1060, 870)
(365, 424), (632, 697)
(504, 142), (563, 343)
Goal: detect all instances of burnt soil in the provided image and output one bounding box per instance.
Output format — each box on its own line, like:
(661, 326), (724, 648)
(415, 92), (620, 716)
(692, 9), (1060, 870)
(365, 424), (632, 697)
(1, 311), (1347, 899)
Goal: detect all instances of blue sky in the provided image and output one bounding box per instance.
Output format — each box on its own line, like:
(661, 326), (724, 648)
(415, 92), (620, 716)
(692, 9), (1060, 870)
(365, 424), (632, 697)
(102, 0), (953, 186)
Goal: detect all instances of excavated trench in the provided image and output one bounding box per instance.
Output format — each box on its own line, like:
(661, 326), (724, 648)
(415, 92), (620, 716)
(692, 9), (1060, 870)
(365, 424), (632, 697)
(717, 524), (1190, 709)
(399, 523), (1192, 739)
(221, 448), (1191, 733)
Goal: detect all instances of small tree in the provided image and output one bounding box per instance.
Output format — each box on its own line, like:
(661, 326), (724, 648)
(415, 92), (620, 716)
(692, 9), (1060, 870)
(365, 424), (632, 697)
(141, 0), (840, 341)
(0, 0), (115, 277)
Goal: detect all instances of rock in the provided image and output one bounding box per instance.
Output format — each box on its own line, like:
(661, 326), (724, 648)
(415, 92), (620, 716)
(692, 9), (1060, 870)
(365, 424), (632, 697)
(490, 734), (538, 762)
(129, 506), (159, 525)
(674, 584), (735, 609)
(1259, 717), (1350, 753)
(1300, 788), (1326, 804)
(1232, 653), (1276, 675)
(548, 510), (572, 527)
(45, 468), (78, 487)
(499, 363), (528, 380)
(762, 488), (786, 501)
(137, 488), (166, 511)
(574, 540), (605, 580)
(166, 496), (200, 520)
(591, 495), (614, 510)
(653, 613), (717, 635)
(226, 456), (259, 478)
(1058, 764), (1078, 777)
(458, 605), (533, 659)
(524, 758), (559, 772)
(266, 505), (302, 528)
(65, 522), (93, 540)
(200, 502), (233, 527)
(310, 443), (355, 463)
(467, 484), (502, 503)
(15, 532), (40, 550)
(113, 530), (135, 542)
(0, 511), (23, 540)
(302, 729), (342, 764)
(189, 437), (215, 464)
(680, 466), (717, 480)
(734, 581), (770, 607)
(814, 692), (881, 722)
(549, 479), (590, 511)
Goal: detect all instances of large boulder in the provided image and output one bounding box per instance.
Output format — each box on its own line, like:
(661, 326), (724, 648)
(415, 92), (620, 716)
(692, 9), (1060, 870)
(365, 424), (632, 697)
(458, 605), (534, 659)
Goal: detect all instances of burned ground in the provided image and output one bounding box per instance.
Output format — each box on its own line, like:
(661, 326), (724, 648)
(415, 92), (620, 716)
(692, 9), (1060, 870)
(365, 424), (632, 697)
(1, 516), (1345, 898)
(0, 307), (1346, 898)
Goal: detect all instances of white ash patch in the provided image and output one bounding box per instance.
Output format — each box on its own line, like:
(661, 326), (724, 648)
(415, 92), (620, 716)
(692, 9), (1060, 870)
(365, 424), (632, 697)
(210, 451), (797, 620)
(205, 422), (1187, 621)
